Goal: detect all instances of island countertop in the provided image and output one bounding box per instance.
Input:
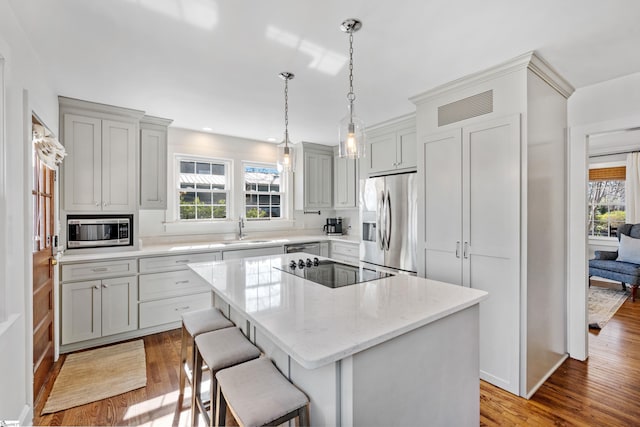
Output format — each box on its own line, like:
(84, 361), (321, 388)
(189, 253), (488, 369)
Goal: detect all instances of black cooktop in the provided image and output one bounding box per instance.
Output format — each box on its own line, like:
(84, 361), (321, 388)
(274, 257), (393, 288)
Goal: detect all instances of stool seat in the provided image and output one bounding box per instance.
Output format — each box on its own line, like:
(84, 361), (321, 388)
(195, 327), (261, 371)
(216, 357), (309, 427)
(182, 307), (233, 337)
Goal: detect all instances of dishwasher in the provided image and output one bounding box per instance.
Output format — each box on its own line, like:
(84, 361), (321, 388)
(284, 242), (321, 256)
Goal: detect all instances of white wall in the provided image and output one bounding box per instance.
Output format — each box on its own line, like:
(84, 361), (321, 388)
(568, 71), (640, 361)
(139, 128), (348, 243)
(0, 1), (58, 423)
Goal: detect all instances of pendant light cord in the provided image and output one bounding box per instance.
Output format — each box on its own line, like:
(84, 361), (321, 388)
(284, 77), (289, 147)
(347, 31), (355, 123)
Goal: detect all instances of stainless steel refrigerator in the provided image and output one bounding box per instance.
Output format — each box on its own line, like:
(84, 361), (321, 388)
(360, 172), (417, 274)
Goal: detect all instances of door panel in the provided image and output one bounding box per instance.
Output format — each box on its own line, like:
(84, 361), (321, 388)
(384, 173), (417, 272)
(61, 280), (102, 345)
(63, 114), (101, 211)
(32, 154), (55, 401)
(102, 120), (136, 211)
(423, 130), (463, 284)
(101, 276), (138, 336)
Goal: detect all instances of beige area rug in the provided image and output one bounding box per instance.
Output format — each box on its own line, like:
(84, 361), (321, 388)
(588, 285), (629, 330)
(42, 340), (147, 414)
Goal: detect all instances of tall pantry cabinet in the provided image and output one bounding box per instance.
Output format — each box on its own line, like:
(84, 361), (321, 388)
(411, 52), (574, 398)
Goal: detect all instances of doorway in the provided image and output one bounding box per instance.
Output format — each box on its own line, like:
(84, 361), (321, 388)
(32, 115), (56, 403)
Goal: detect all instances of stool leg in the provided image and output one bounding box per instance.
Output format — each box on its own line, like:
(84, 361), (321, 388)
(192, 346), (203, 427)
(179, 324), (188, 400)
(215, 383), (226, 427)
(209, 375), (218, 427)
(297, 404), (310, 427)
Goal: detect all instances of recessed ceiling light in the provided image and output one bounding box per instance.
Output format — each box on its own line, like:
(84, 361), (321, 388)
(202, 127), (213, 132)
(267, 137), (277, 142)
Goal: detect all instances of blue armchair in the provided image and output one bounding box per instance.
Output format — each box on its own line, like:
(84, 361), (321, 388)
(589, 223), (640, 302)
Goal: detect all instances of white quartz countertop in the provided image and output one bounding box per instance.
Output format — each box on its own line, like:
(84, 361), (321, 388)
(189, 254), (488, 369)
(59, 234), (360, 263)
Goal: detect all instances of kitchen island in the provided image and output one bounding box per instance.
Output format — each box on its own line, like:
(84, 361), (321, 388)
(189, 253), (488, 426)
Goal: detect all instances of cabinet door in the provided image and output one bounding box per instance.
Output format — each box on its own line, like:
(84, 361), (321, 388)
(61, 280), (102, 344)
(101, 275), (138, 336)
(305, 151), (333, 208)
(396, 128), (417, 170)
(102, 119), (137, 212)
(463, 114), (521, 395)
(334, 155), (357, 208)
(422, 129), (463, 284)
(367, 132), (397, 175)
(63, 114), (102, 211)
(140, 128), (167, 209)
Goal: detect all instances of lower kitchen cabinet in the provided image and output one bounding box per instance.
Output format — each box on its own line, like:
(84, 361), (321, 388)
(222, 246), (283, 260)
(61, 275), (138, 345)
(330, 241), (360, 265)
(139, 292), (211, 329)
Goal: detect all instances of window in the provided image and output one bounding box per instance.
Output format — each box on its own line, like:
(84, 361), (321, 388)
(177, 158), (230, 220)
(588, 166), (626, 237)
(244, 163), (282, 219)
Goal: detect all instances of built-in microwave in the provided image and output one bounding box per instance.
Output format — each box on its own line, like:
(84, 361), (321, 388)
(67, 214), (133, 249)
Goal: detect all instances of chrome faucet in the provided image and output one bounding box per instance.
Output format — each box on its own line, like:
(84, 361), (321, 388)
(237, 216), (245, 240)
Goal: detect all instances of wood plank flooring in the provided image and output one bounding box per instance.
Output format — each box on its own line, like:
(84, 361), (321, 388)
(35, 294), (640, 426)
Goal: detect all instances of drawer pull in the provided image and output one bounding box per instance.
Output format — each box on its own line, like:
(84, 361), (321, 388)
(174, 306), (190, 311)
(92, 267), (109, 272)
(175, 280), (190, 285)
(93, 285), (100, 290)
(174, 259), (190, 264)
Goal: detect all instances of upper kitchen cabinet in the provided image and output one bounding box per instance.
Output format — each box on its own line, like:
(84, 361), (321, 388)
(294, 142), (333, 211)
(364, 116), (416, 176)
(140, 115), (172, 209)
(60, 97), (145, 213)
(333, 146), (358, 209)
(411, 52), (574, 398)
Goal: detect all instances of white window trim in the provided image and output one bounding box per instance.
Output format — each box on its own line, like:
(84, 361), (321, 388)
(242, 161), (286, 221)
(175, 154), (233, 222)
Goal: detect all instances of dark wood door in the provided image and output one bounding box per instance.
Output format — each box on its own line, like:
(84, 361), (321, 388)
(32, 152), (55, 402)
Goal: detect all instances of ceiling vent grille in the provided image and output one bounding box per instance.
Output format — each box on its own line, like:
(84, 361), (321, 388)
(438, 90), (493, 126)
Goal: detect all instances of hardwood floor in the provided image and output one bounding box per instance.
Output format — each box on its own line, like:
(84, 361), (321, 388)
(35, 296), (640, 426)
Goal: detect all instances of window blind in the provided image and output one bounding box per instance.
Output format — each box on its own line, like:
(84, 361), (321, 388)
(589, 166), (626, 181)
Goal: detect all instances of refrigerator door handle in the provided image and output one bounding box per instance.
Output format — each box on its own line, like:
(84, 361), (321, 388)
(385, 190), (392, 251)
(377, 191), (385, 250)
(463, 241), (470, 259)
(455, 241), (461, 258)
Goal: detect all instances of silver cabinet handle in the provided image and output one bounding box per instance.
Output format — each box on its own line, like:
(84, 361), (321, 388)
(102, 284), (109, 288)
(455, 241), (461, 258)
(174, 306), (190, 311)
(93, 267), (108, 272)
(93, 285), (100, 290)
(175, 259), (190, 264)
(95, 201), (100, 207)
(463, 242), (469, 259)
(175, 280), (190, 285)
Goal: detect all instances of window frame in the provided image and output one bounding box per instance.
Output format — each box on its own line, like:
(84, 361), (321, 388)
(175, 155), (232, 222)
(242, 161), (285, 221)
(588, 164), (626, 239)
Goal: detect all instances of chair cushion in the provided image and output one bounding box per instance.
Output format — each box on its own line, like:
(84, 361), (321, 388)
(216, 358), (309, 427)
(181, 307), (233, 337)
(589, 259), (640, 278)
(195, 328), (260, 372)
(617, 234), (640, 264)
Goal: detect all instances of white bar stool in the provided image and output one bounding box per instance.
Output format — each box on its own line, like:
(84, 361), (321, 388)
(215, 357), (310, 427)
(192, 327), (261, 426)
(179, 307), (234, 407)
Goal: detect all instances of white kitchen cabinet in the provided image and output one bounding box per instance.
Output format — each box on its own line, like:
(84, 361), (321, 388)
(365, 117), (416, 176)
(138, 251), (219, 329)
(330, 240), (360, 265)
(60, 97), (144, 213)
(140, 115), (172, 209)
(294, 142), (333, 210)
(61, 275), (138, 345)
(413, 52), (573, 397)
(333, 146), (358, 209)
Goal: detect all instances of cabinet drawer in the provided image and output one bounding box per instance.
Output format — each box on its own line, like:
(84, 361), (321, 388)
(139, 251), (221, 273)
(139, 270), (210, 301)
(138, 292), (212, 329)
(331, 242), (359, 258)
(62, 259), (137, 282)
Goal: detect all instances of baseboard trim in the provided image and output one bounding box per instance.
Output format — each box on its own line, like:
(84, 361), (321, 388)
(525, 353), (569, 399)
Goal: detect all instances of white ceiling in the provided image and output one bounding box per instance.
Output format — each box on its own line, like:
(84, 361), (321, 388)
(8, 0), (640, 144)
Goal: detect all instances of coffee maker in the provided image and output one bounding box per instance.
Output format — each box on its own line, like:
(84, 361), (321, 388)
(323, 217), (343, 235)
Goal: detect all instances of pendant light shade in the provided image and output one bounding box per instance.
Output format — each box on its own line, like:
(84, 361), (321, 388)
(277, 72), (295, 173)
(338, 18), (365, 159)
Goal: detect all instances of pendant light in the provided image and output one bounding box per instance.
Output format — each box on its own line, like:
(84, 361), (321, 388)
(339, 18), (365, 159)
(277, 72), (295, 173)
